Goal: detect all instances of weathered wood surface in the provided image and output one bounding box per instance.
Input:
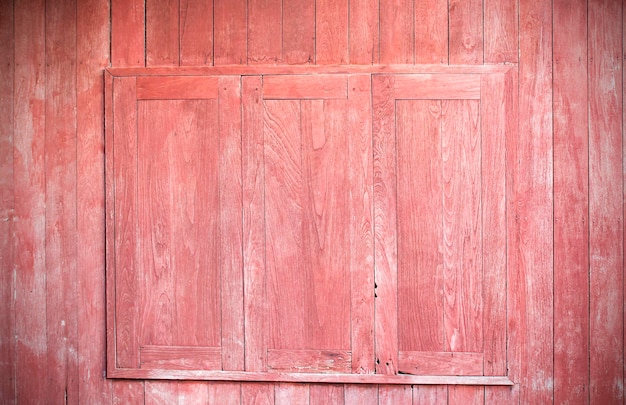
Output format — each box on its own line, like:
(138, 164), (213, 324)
(6, 0), (626, 403)
(589, 0), (623, 403)
(0, 1), (14, 403)
(553, 0), (589, 403)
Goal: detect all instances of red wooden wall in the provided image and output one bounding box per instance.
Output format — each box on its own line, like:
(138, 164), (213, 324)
(0, 0), (623, 403)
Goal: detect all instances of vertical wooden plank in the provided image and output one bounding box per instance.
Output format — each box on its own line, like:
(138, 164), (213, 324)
(248, 0), (282, 64)
(146, 0), (179, 66)
(589, 0), (624, 403)
(448, 0), (483, 64)
(113, 77), (140, 368)
(275, 383), (309, 405)
(348, 75), (375, 374)
(490, 69), (520, 405)
(300, 98), (350, 349)
(513, 0), (553, 402)
(45, 0), (78, 402)
(283, 0), (315, 64)
(441, 100), (482, 354)
(242, 383), (275, 405)
(413, 385), (448, 404)
(112, 380), (145, 405)
(480, 74), (507, 377)
(344, 385), (378, 405)
(316, 0), (349, 64)
(207, 382), (242, 404)
(180, 0), (213, 65)
(0, 1), (14, 403)
(137, 99), (220, 349)
(145, 381), (179, 405)
(441, 100), (484, 404)
(372, 75), (398, 375)
(484, 0), (518, 63)
(448, 386), (483, 405)
(349, 0), (379, 64)
(490, 68), (520, 405)
(553, 0), (589, 402)
(378, 385), (412, 405)
(214, 0), (247, 64)
(309, 384), (344, 405)
(414, 0), (448, 64)
(264, 99), (307, 350)
(396, 100), (444, 353)
(111, 0), (145, 66)
(177, 382), (210, 405)
(243, 76), (267, 372)
(219, 76), (245, 371)
(170, 100), (219, 348)
(77, 0), (112, 402)
(379, 0), (413, 63)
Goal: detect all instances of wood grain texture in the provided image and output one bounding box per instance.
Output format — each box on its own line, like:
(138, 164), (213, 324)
(248, 0), (282, 64)
(243, 76), (268, 372)
(391, 74), (481, 99)
(441, 100), (482, 354)
(553, 0), (589, 402)
(112, 77), (140, 368)
(300, 98), (351, 350)
(480, 74), (507, 376)
(283, 0), (315, 64)
(264, 99), (307, 349)
(136, 76), (219, 100)
(588, 0), (624, 403)
(378, 385), (412, 405)
(112, 380), (145, 405)
(267, 349), (351, 373)
(396, 100), (444, 353)
(513, 0), (554, 402)
(207, 382), (242, 403)
(145, 381), (178, 405)
(349, 0), (379, 64)
(264, 94), (351, 357)
(309, 384), (344, 405)
(448, 0), (483, 64)
(214, 0), (247, 64)
(344, 385), (379, 405)
(398, 351), (483, 376)
(263, 75), (348, 99)
(380, 0), (413, 63)
(414, 0), (448, 63)
(413, 385), (448, 405)
(316, 0), (349, 64)
(372, 75), (399, 375)
(111, 0), (144, 66)
(45, 0), (78, 402)
(448, 385), (483, 405)
(76, 0), (112, 402)
(242, 383), (275, 404)
(275, 383), (310, 405)
(0, 1), (14, 403)
(109, 64), (514, 77)
(218, 76), (245, 371)
(484, 0), (518, 63)
(146, 0), (179, 66)
(348, 75), (375, 374)
(140, 346), (222, 370)
(180, 0), (213, 65)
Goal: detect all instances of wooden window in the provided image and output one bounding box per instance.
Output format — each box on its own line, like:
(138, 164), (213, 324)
(105, 67), (515, 385)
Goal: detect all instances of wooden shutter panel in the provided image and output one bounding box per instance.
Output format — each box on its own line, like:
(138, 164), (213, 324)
(372, 72), (513, 378)
(242, 74), (375, 375)
(106, 75), (243, 377)
(106, 67), (515, 386)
